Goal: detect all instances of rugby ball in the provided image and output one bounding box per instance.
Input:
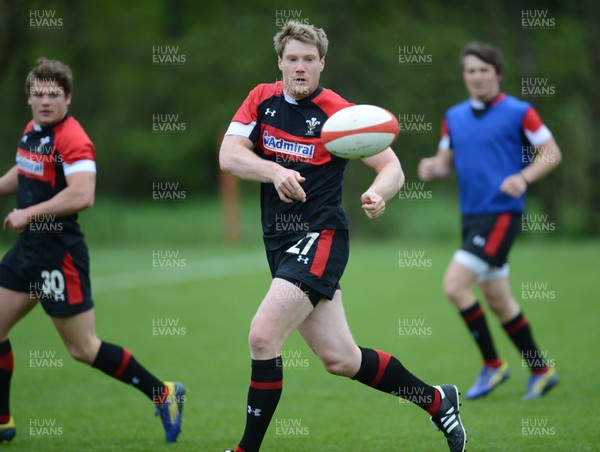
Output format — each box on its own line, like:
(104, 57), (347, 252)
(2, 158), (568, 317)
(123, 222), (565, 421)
(321, 105), (399, 159)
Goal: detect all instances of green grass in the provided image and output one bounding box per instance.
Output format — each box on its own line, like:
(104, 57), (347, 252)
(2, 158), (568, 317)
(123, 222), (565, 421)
(4, 238), (599, 451)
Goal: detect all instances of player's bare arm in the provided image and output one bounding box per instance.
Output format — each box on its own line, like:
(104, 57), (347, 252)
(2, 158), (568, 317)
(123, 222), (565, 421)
(418, 149), (453, 181)
(360, 148), (403, 219)
(3, 171), (95, 233)
(500, 138), (562, 199)
(0, 166), (19, 197)
(220, 134), (306, 203)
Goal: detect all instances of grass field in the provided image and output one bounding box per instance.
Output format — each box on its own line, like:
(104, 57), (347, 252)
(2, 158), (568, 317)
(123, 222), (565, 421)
(4, 237), (599, 451)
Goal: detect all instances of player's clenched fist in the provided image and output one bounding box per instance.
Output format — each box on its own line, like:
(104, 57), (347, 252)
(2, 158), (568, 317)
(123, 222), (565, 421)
(361, 191), (385, 219)
(271, 167), (306, 203)
(418, 157), (438, 181)
(3, 209), (30, 233)
(499, 173), (528, 199)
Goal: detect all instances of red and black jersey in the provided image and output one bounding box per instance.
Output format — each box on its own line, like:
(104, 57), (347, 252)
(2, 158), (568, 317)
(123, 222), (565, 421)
(226, 82), (353, 249)
(16, 114), (96, 248)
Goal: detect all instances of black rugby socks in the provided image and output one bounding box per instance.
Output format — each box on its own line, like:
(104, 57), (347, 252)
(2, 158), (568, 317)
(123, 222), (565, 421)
(91, 341), (167, 403)
(237, 357), (283, 452)
(460, 301), (502, 367)
(352, 347), (440, 415)
(503, 312), (548, 374)
(0, 339), (13, 423)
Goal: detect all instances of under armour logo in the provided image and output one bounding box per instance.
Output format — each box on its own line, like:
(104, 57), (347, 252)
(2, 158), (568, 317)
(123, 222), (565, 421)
(265, 108), (276, 117)
(473, 235), (486, 247)
(248, 405), (262, 417)
(297, 256), (309, 264)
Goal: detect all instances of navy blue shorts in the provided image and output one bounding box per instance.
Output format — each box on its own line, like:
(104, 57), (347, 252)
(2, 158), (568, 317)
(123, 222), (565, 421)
(460, 212), (522, 267)
(0, 239), (94, 317)
(266, 229), (349, 306)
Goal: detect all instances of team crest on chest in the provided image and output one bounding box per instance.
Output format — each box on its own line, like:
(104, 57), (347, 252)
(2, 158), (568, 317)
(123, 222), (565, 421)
(305, 117), (320, 136)
(33, 136), (53, 154)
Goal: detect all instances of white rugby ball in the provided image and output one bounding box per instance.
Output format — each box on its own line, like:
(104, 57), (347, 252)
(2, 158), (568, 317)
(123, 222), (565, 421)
(321, 105), (399, 159)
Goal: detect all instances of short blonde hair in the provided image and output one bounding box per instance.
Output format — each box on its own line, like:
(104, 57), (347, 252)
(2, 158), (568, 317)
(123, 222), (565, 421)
(273, 20), (329, 59)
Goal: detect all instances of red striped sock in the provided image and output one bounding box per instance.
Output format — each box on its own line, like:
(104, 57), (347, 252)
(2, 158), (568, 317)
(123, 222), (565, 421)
(91, 341), (165, 402)
(352, 347), (439, 414)
(238, 357), (283, 452)
(485, 358), (504, 368)
(503, 312), (549, 374)
(0, 339), (13, 424)
(460, 301), (501, 364)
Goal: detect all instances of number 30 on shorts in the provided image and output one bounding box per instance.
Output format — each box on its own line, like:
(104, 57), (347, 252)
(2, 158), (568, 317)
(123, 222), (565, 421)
(285, 232), (320, 256)
(40, 269), (66, 300)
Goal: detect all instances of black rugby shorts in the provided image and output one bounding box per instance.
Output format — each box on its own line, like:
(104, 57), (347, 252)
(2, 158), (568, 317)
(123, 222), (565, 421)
(0, 239), (94, 317)
(266, 229), (349, 306)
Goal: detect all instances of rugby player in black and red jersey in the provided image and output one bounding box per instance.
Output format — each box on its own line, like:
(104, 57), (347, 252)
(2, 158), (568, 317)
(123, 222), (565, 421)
(0, 58), (184, 444)
(220, 21), (466, 452)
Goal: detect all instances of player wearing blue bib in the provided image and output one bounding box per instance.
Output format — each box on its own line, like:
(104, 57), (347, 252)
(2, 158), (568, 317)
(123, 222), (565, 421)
(418, 42), (562, 400)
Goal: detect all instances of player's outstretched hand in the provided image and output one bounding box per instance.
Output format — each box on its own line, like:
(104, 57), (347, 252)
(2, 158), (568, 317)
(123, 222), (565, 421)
(272, 167), (306, 203)
(500, 173), (527, 199)
(361, 191), (385, 219)
(3, 208), (29, 233)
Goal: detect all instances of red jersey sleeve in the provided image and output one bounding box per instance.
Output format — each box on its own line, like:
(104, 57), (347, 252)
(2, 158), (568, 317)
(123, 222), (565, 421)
(231, 88), (260, 125)
(54, 117), (95, 165)
(438, 117), (451, 150)
(522, 107), (552, 146)
(522, 107), (543, 133)
(441, 117), (449, 137)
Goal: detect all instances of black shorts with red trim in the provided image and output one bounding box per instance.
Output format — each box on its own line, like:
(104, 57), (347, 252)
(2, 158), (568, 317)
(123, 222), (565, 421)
(266, 229), (349, 306)
(0, 238), (93, 317)
(460, 212), (522, 267)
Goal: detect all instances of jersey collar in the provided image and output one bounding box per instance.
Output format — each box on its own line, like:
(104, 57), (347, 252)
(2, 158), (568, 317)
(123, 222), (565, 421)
(469, 93), (506, 117)
(33, 113), (71, 131)
(283, 85), (323, 105)
(469, 92), (506, 110)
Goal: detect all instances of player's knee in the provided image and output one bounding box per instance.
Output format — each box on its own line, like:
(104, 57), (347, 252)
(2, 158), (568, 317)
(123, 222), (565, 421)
(65, 341), (99, 364)
(443, 277), (464, 303)
(320, 353), (356, 377)
(248, 326), (277, 357)
(482, 289), (501, 308)
(483, 290), (513, 313)
(66, 345), (92, 363)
